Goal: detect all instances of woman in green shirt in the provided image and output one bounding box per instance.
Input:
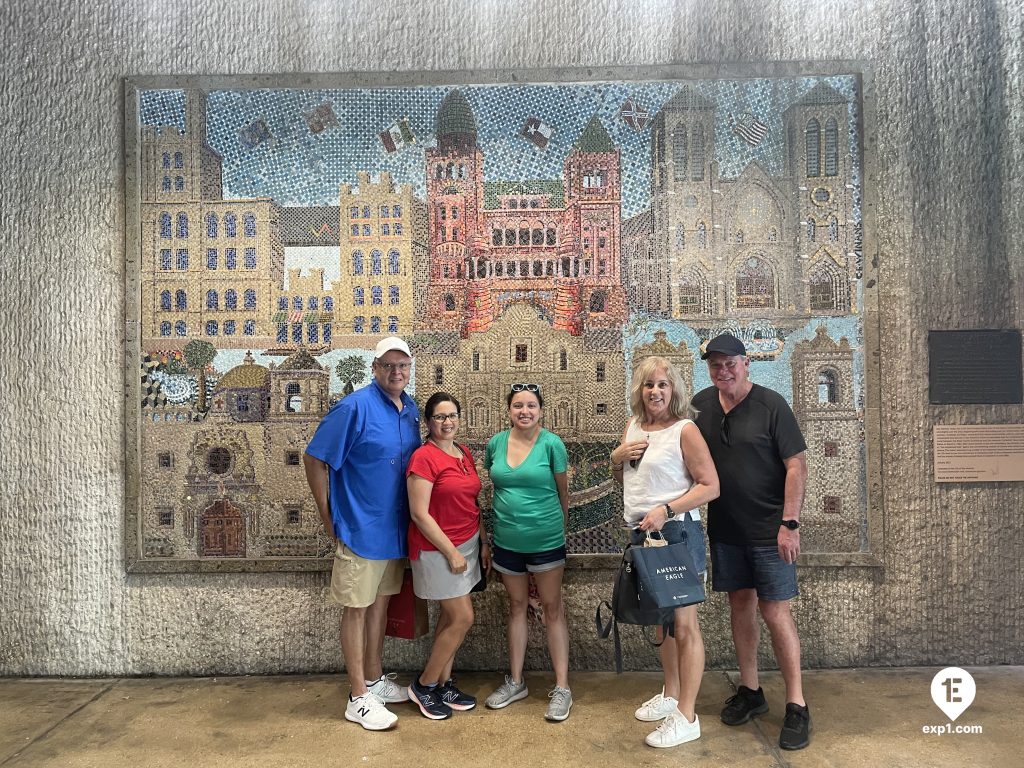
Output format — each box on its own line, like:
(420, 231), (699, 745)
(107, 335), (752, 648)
(483, 384), (573, 722)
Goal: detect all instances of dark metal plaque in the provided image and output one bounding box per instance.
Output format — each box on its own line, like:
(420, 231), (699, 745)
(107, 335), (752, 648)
(929, 330), (1023, 404)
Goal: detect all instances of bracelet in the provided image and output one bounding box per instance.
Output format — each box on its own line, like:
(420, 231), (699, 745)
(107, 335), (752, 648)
(610, 462), (624, 471)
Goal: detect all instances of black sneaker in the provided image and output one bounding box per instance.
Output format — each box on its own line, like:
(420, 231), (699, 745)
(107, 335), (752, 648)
(779, 702), (811, 750)
(721, 685), (769, 725)
(438, 678), (477, 711)
(408, 679), (453, 720)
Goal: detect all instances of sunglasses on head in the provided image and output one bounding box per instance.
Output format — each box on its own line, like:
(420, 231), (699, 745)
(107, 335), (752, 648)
(510, 383), (540, 393)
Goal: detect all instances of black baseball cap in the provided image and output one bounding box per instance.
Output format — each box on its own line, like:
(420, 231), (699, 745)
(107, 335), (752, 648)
(701, 333), (746, 359)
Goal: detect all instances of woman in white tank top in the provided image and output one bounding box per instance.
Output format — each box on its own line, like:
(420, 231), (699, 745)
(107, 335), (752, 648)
(609, 356), (720, 749)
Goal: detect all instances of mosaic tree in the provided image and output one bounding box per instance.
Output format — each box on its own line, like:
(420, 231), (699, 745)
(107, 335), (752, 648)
(335, 354), (367, 396)
(183, 339), (216, 412)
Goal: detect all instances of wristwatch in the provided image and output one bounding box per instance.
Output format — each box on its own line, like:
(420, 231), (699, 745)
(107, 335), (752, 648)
(664, 503), (676, 519)
(780, 519), (800, 530)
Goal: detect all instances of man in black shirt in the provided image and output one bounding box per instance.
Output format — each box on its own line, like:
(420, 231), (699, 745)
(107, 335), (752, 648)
(692, 333), (811, 750)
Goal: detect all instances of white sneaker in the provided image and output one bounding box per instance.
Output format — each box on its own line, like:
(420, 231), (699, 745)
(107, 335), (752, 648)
(367, 673), (408, 704)
(345, 692), (397, 731)
(635, 691), (679, 722)
(645, 712), (700, 748)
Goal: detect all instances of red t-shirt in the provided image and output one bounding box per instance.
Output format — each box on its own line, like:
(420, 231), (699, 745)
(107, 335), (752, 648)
(406, 442), (482, 560)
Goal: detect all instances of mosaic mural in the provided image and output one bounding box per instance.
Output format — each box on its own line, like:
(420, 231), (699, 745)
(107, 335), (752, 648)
(127, 70), (870, 571)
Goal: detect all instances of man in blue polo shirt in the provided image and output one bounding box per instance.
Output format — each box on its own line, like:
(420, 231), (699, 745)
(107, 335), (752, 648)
(304, 336), (420, 731)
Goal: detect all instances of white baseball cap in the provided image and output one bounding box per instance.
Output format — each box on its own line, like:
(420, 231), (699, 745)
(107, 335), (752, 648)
(373, 336), (412, 359)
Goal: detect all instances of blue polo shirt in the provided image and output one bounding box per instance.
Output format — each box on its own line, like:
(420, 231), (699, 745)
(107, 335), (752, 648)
(305, 379), (420, 559)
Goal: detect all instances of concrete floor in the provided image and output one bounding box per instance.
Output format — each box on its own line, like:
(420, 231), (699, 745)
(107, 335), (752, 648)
(0, 667), (1018, 768)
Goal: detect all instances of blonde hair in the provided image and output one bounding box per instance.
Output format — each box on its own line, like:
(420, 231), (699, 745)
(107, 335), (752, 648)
(629, 356), (695, 422)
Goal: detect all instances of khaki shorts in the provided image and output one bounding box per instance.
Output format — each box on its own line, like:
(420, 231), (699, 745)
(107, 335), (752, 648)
(329, 541), (405, 608)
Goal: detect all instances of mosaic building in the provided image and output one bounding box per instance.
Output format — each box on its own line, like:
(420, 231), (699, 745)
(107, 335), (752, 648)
(141, 92), (284, 350)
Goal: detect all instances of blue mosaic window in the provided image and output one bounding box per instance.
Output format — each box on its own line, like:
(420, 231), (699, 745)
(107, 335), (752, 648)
(174, 176), (184, 191)
(206, 249), (217, 270)
(176, 213), (188, 238)
(225, 289), (237, 310)
(825, 118), (839, 176)
(159, 249), (171, 270)
(225, 248), (236, 269)
(370, 316), (381, 334)
(174, 320), (186, 337)
(308, 324), (318, 344)
(160, 321), (171, 336)
(278, 296), (287, 310)
(277, 324), (287, 343)
(162, 177), (171, 192)
(371, 286), (382, 305)
(394, 223), (403, 235)
(388, 316), (398, 333)
(224, 213), (237, 237)
(244, 289), (256, 310)
(161, 153), (170, 168)
(173, 151), (183, 169)
(673, 128), (687, 181)
(244, 213), (256, 237)
(160, 213), (171, 238)
(205, 320), (218, 336)
(291, 323), (302, 343)
(206, 214), (218, 238)
(175, 290), (186, 310)
(806, 119), (821, 177)
(207, 290), (218, 310)
(323, 323), (332, 343)
(244, 248), (256, 269)
(176, 249), (188, 270)
(389, 285), (399, 304)
(352, 251), (363, 274)
(371, 250), (382, 275)
(293, 296), (302, 310)
(353, 316), (364, 333)
(224, 320), (236, 336)
(323, 297), (333, 311)
(243, 319), (255, 336)
(160, 291), (171, 310)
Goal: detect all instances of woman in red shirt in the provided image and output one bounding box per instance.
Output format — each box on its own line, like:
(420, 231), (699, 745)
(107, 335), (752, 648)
(406, 392), (491, 720)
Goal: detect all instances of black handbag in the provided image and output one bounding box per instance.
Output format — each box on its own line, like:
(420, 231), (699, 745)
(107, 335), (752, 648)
(596, 522), (705, 673)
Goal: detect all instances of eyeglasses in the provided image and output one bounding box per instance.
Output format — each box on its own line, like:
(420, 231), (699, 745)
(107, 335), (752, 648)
(430, 413), (460, 422)
(630, 433), (649, 469)
(510, 383), (540, 392)
(376, 362), (411, 372)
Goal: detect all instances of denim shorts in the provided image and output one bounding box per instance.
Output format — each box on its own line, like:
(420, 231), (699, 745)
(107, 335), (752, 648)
(710, 541), (798, 601)
(491, 543), (566, 575)
(628, 514), (707, 580)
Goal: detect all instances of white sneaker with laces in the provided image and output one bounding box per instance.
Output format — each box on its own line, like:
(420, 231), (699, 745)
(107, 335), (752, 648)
(645, 711), (700, 748)
(367, 673), (408, 704)
(345, 692), (398, 731)
(635, 691), (679, 722)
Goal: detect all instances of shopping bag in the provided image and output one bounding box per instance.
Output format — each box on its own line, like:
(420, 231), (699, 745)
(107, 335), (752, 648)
(631, 535), (705, 610)
(385, 569), (429, 639)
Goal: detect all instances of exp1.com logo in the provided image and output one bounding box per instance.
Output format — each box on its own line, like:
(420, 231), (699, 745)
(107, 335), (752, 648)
(922, 667), (983, 735)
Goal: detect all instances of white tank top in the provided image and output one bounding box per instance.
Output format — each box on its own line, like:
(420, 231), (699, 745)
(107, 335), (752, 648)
(621, 417), (700, 526)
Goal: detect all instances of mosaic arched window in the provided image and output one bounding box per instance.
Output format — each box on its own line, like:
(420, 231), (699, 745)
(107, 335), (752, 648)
(206, 290), (218, 310)
(160, 321), (171, 336)
(370, 316), (381, 334)
(161, 153), (171, 168)
(243, 213), (256, 237)
(244, 290), (256, 310)
(818, 369), (839, 404)
(162, 176), (171, 192)
(160, 291), (171, 311)
(828, 216), (839, 242)
(370, 250), (382, 275)
(443, 293), (456, 312)
(388, 316), (398, 333)
(173, 152), (184, 169)
(352, 251), (364, 275)
(809, 261), (846, 312)
(824, 118), (839, 176)
(278, 297), (287, 311)
(174, 320), (187, 337)
(224, 213), (237, 237)
(176, 213), (188, 238)
(176, 249), (189, 270)
(224, 320), (235, 336)
(735, 256), (775, 308)
(371, 286), (383, 305)
(243, 320), (255, 336)
(205, 320), (218, 336)
(323, 297), (333, 311)
(388, 250), (400, 274)
(697, 221), (707, 248)
(805, 119), (821, 177)
(672, 126), (688, 182)
(308, 296), (318, 311)
(678, 269), (712, 315)
(224, 289), (237, 310)
(159, 213), (172, 238)
(174, 176), (184, 191)
(323, 323), (332, 344)
(389, 285), (399, 304)
(589, 291), (607, 313)
(691, 124), (706, 181)
(293, 296), (302, 311)
(354, 287), (364, 305)
(206, 214), (218, 238)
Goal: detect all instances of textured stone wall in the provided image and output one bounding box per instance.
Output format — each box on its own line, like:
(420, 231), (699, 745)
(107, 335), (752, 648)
(1, 0), (1021, 676)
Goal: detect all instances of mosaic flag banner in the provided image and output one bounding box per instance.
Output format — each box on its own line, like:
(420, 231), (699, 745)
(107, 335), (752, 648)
(125, 67), (875, 572)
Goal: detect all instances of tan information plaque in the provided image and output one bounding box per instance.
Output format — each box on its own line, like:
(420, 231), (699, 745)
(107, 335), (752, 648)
(934, 425), (1024, 482)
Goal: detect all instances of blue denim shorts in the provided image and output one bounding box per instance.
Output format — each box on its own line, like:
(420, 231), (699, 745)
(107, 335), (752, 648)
(491, 543), (566, 575)
(628, 514), (707, 580)
(710, 541), (798, 601)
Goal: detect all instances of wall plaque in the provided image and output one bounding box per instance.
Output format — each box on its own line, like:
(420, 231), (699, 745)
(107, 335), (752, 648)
(934, 424), (1024, 482)
(929, 330), (1023, 404)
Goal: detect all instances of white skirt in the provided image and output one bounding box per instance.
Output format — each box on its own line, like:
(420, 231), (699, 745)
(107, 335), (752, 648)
(410, 536), (481, 600)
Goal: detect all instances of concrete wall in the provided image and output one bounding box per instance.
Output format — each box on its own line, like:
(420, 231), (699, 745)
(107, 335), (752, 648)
(1, 0), (1021, 676)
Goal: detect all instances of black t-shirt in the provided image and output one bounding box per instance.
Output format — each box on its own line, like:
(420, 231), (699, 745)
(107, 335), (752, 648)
(692, 383), (807, 546)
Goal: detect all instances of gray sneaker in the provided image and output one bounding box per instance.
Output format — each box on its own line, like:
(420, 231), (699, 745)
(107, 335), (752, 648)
(485, 675), (529, 709)
(545, 686), (573, 721)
